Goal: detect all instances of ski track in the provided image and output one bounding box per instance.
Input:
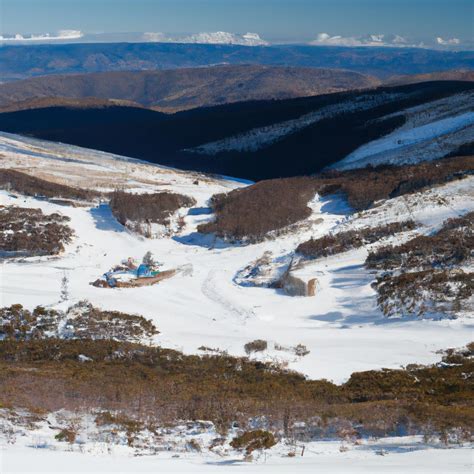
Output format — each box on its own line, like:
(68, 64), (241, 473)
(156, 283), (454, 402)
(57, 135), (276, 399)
(201, 268), (254, 323)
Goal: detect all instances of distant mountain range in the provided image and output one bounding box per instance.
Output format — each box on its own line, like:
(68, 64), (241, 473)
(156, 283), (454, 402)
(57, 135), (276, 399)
(0, 66), (380, 113)
(1, 42), (473, 81)
(1, 81), (472, 180)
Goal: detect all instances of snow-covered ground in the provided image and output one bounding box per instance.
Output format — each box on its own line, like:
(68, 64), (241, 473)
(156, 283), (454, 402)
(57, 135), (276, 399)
(333, 91), (474, 169)
(1, 408), (472, 474)
(1, 132), (473, 382)
(2, 435), (472, 473)
(1, 132), (473, 472)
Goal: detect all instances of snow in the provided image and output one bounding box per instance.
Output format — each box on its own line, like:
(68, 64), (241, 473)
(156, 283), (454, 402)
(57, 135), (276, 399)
(2, 437), (472, 473)
(335, 112), (474, 170)
(143, 31), (269, 46)
(1, 132), (473, 470)
(187, 93), (405, 155)
(333, 91), (474, 170)
(180, 31), (269, 46)
(1, 132), (473, 383)
(1, 409), (471, 474)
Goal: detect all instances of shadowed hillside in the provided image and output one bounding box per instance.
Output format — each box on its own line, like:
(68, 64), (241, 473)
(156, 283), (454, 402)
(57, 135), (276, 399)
(0, 81), (472, 180)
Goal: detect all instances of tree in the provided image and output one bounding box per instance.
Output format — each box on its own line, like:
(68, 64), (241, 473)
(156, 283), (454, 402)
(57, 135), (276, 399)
(60, 272), (69, 302)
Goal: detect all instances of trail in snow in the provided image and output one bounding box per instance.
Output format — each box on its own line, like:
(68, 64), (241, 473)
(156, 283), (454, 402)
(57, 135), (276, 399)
(201, 269), (255, 323)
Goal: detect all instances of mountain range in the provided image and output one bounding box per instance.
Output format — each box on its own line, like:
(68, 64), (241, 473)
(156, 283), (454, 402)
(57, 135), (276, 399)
(1, 42), (473, 82)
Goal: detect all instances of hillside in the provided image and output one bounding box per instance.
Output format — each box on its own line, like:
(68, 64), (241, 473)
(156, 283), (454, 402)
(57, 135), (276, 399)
(1, 42), (473, 82)
(0, 66), (380, 113)
(0, 131), (473, 469)
(1, 80), (472, 180)
(385, 69), (474, 86)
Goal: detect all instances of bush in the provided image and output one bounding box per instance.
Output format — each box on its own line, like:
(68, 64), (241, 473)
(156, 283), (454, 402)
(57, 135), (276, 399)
(297, 220), (415, 259)
(366, 212), (473, 271)
(110, 191), (196, 231)
(0, 301), (159, 342)
(0, 206), (73, 256)
(294, 344), (310, 357)
(198, 177), (320, 242)
(55, 428), (76, 443)
(230, 430), (277, 454)
(373, 269), (473, 318)
(366, 213), (474, 318)
(244, 339), (268, 354)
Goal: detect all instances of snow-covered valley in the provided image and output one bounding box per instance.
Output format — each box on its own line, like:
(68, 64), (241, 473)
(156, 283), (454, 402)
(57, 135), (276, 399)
(0, 132), (473, 472)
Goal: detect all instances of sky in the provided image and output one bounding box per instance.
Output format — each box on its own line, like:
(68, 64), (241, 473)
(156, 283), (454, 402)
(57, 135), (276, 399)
(1, 0), (472, 48)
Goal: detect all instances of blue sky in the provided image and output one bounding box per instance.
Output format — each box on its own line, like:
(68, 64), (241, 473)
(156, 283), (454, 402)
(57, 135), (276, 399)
(1, 0), (472, 46)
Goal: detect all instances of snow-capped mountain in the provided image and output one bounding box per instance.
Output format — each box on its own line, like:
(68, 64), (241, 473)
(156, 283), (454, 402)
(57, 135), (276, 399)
(179, 31), (269, 46)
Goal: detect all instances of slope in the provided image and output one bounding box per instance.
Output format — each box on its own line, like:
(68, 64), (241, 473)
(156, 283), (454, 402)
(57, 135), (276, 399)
(0, 65), (380, 113)
(0, 81), (472, 180)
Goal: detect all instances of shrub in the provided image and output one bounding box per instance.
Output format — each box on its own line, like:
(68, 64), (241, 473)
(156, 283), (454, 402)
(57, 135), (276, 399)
(110, 191), (196, 226)
(55, 428), (76, 443)
(230, 430), (277, 454)
(0, 338), (472, 441)
(0, 206), (73, 256)
(366, 213), (474, 318)
(0, 301), (159, 342)
(297, 220), (415, 259)
(294, 344), (310, 357)
(373, 269), (473, 318)
(366, 212), (473, 271)
(198, 177), (320, 242)
(244, 339), (268, 354)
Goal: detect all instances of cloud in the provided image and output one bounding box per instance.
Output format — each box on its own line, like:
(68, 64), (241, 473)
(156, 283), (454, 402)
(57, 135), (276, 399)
(309, 33), (390, 47)
(309, 32), (466, 50)
(436, 36), (461, 45)
(0, 30), (83, 42)
(142, 31), (268, 46)
(142, 32), (169, 42)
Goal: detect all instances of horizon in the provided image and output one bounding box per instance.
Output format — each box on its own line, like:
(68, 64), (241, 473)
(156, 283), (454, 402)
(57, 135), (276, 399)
(1, 0), (472, 50)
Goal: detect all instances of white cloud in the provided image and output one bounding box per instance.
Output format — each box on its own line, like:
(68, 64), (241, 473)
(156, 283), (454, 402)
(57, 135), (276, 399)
(309, 32), (466, 49)
(142, 31), (268, 46)
(436, 36), (461, 45)
(0, 30), (83, 42)
(143, 32), (169, 42)
(391, 35), (408, 44)
(309, 33), (388, 47)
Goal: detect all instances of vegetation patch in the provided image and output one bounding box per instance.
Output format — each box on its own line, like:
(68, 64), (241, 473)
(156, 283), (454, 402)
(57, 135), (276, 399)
(0, 301), (158, 342)
(198, 156), (473, 242)
(366, 213), (473, 317)
(366, 213), (473, 271)
(197, 177), (320, 242)
(297, 220), (415, 259)
(244, 339), (268, 354)
(0, 205), (73, 257)
(110, 190), (196, 237)
(374, 269), (473, 318)
(230, 430), (277, 454)
(0, 169), (99, 202)
(0, 336), (472, 442)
